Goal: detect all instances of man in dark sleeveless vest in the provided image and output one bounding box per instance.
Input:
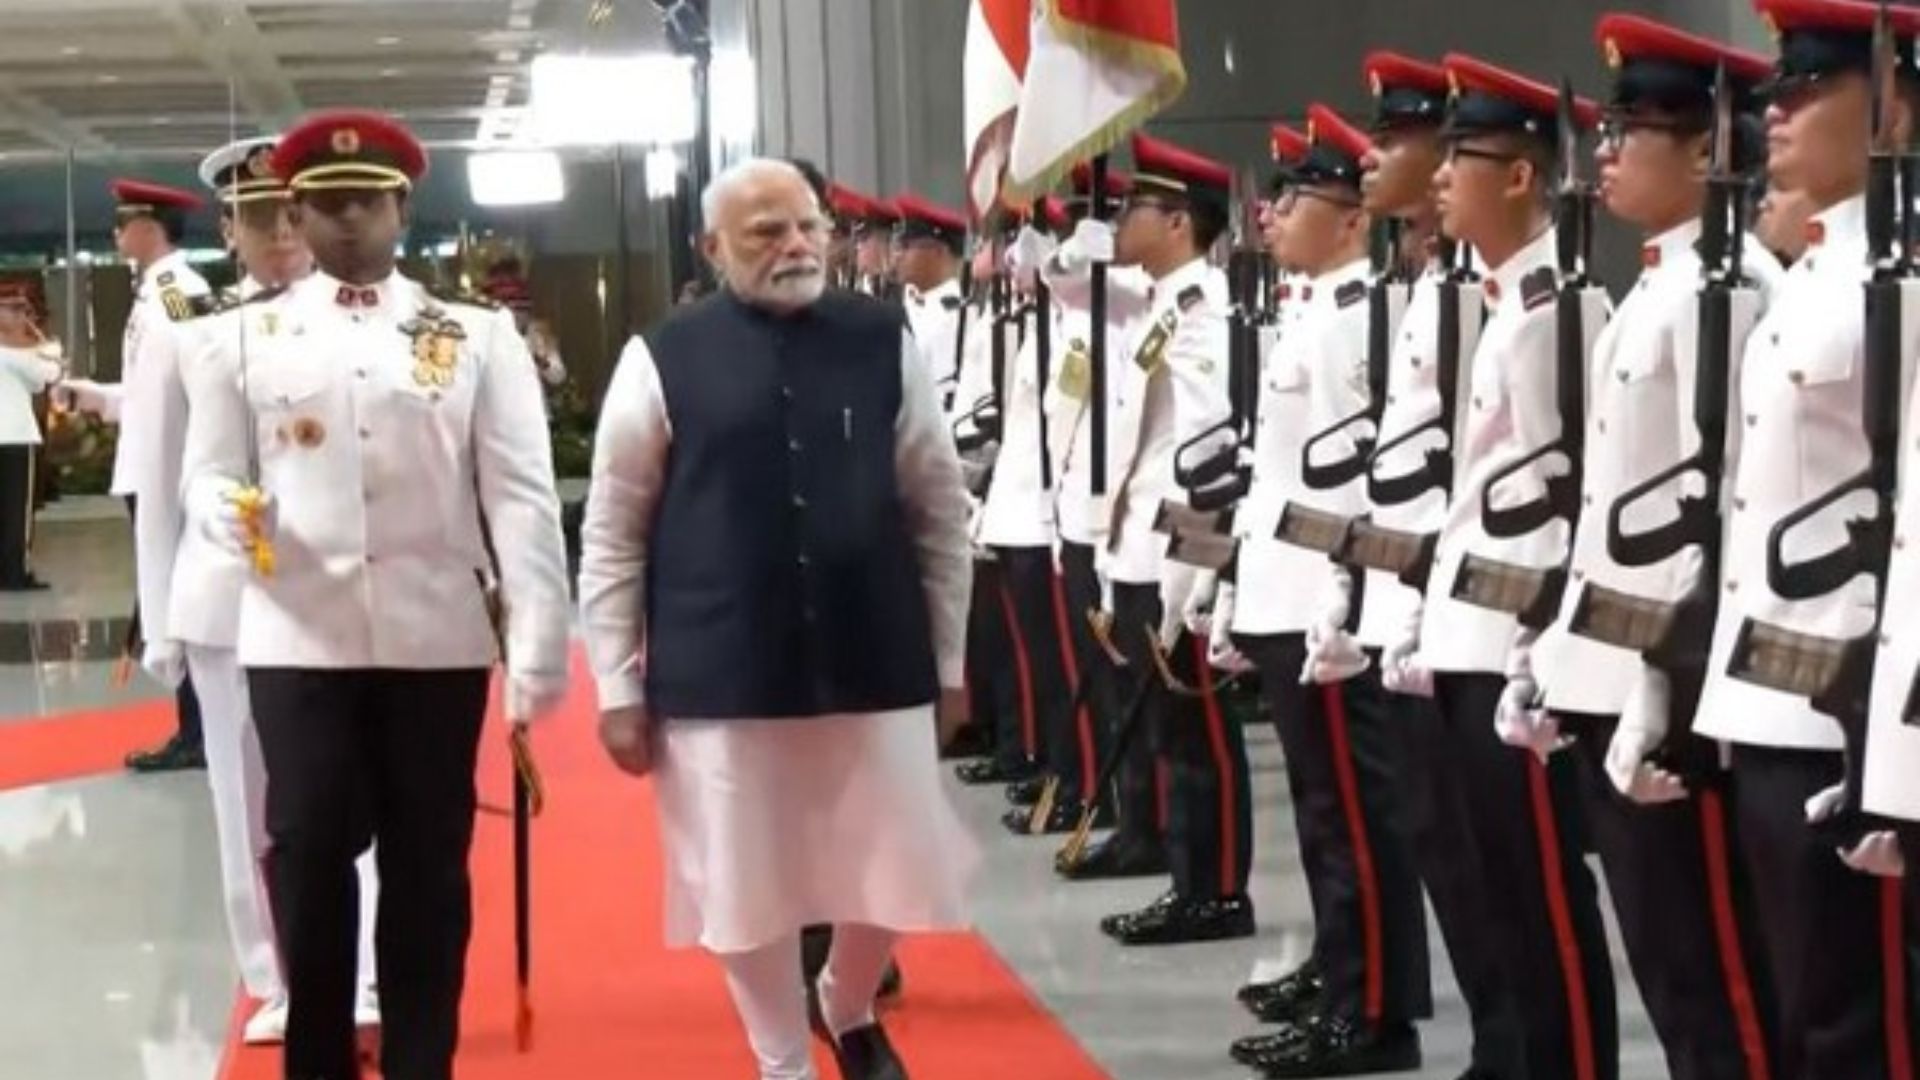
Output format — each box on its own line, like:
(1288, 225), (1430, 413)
(580, 158), (976, 1080)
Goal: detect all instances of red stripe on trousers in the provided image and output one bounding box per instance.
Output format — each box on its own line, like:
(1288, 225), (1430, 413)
(1526, 756), (1598, 1080)
(1321, 682), (1385, 1022)
(997, 580), (1037, 759)
(1049, 571), (1098, 802)
(1884, 877), (1914, 1080)
(1156, 759), (1171, 833)
(1696, 791), (1772, 1080)
(1192, 635), (1239, 898)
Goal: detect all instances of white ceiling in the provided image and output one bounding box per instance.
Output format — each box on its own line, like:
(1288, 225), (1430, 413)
(0, 0), (668, 163)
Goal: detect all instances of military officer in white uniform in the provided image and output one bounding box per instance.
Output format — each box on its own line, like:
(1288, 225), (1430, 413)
(0, 283), (61, 590)
(1692, 3), (1920, 1073)
(1410, 55), (1620, 1080)
(1532, 18), (1785, 1080)
(131, 136), (383, 1046)
(179, 110), (571, 1080)
(892, 196), (971, 408)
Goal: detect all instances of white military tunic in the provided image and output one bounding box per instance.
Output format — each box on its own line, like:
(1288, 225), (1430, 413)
(1696, 196), (1882, 751)
(1043, 264), (1153, 550)
(579, 331), (977, 953)
(116, 250), (211, 495)
(903, 277), (967, 404)
(179, 271), (571, 687)
(1863, 316), (1920, 820)
(978, 302), (1056, 548)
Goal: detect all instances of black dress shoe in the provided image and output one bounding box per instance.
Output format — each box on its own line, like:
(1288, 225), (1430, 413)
(126, 735), (206, 773)
(877, 959), (903, 1002)
(1242, 963), (1327, 1024)
(1254, 1018), (1421, 1078)
(1098, 889), (1177, 936)
(832, 1022), (909, 1080)
(0, 574), (48, 592)
(1230, 1020), (1315, 1066)
(1003, 796), (1109, 835)
(938, 723), (993, 761)
(1106, 893), (1256, 946)
(953, 758), (1042, 785)
(1005, 775), (1050, 806)
(1056, 831), (1167, 880)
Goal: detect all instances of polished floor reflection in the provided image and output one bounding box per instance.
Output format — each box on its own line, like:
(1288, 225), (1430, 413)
(0, 498), (1672, 1079)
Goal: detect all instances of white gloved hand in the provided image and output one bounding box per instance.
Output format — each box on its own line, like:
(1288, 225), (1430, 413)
(1805, 781), (1848, 825)
(55, 377), (110, 417)
(1179, 570), (1217, 639)
(1050, 536), (1065, 576)
(1206, 583), (1251, 673)
(506, 674), (569, 725)
(1300, 571), (1369, 685)
(140, 639), (187, 690)
(1380, 631), (1432, 697)
(1494, 674), (1560, 762)
(1053, 219), (1116, 278)
(205, 482), (277, 557)
(1840, 831), (1907, 877)
(1606, 669), (1688, 804)
(1007, 226), (1056, 286)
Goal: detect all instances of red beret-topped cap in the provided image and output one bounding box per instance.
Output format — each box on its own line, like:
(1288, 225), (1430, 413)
(1131, 133), (1233, 199)
(1597, 13), (1773, 84)
(1308, 105), (1373, 163)
(1038, 195), (1070, 232)
(1270, 124), (1310, 164)
(272, 109), (428, 193)
(1442, 54), (1603, 138)
(1069, 160), (1132, 200)
(826, 182), (872, 222)
(1364, 51), (1451, 130)
(893, 193), (968, 235)
(109, 179), (204, 214)
(1757, 0), (1920, 36)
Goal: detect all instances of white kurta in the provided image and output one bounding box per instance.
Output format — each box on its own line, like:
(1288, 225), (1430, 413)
(579, 318), (978, 954)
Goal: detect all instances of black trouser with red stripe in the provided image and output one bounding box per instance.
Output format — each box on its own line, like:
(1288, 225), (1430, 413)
(992, 545), (1082, 795)
(1156, 623), (1252, 900)
(1110, 581), (1174, 847)
(967, 557), (1026, 768)
(1394, 688), (1529, 1076)
(1557, 715), (1778, 1080)
(1432, 672), (1617, 1080)
(1728, 744), (1917, 1080)
(1054, 541), (1113, 806)
(1241, 634), (1430, 1024)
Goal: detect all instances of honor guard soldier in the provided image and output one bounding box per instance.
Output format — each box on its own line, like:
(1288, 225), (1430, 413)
(73, 178), (213, 773)
(1222, 105), (1430, 1079)
(823, 180), (876, 290)
(179, 110), (572, 1080)
(130, 136), (385, 1046)
(1527, 18), (1787, 1080)
(1037, 163), (1155, 860)
(1087, 133), (1254, 946)
(1406, 55), (1621, 1080)
(1689, 1), (1920, 1074)
(855, 195), (902, 299)
(893, 194), (972, 406)
(0, 284), (61, 591)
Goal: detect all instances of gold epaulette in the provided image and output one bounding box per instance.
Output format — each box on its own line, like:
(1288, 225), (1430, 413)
(425, 283), (501, 311)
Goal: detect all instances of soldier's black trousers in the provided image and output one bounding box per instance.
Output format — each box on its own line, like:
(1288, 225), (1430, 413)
(1431, 672), (1617, 1080)
(1239, 634), (1430, 1024)
(1558, 715), (1779, 1080)
(0, 443), (34, 585)
(1108, 582), (1170, 844)
(992, 545), (1089, 800)
(251, 666), (490, 1080)
(1394, 687), (1529, 1076)
(966, 558), (1025, 767)
(1055, 542), (1113, 805)
(1157, 627), (1252, 900)
(1728, 744), (1918, 1080)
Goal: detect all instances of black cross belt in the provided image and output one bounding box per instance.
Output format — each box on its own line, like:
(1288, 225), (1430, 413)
(1450, 552), (1567, 631)
(1275, 501), (1352, 557)
(1342, 519), (1437, 589)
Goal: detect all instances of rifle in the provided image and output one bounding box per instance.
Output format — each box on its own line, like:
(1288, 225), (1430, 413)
(1568, 66), (1755, 781)
(1725, 2), (1914, 839)
(1452, 80), (1603, 631)
(1279, 218), (1412, 559)
(1171, 177), (1262, 520)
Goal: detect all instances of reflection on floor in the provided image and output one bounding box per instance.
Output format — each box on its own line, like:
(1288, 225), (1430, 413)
(0, 500), (1676, 1080)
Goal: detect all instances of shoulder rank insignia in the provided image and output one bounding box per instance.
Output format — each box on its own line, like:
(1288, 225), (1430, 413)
(157, 270), (176, 287)
(1519, 267), (1556, 312)
(941, 295), (963, 311)
(425, 283), (500, 311)
(1177, 284), (1206, 313)
(1335, 280), (1367, 309)
(398, 302), (468, 390)
(161, 286), (199, 323)
(1135, 309), (1180, 373)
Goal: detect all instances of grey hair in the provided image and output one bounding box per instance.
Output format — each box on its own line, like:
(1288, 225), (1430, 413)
(700, 157), (816, 227)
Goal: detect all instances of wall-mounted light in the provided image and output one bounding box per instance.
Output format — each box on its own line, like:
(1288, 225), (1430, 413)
(711, 49), (756, 149)
(531, 54), (696, 146)
(467, 150), (566, 207)
(645, 147), (682, 201)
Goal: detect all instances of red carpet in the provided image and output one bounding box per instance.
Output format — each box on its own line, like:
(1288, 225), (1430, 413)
(0, 697), (174, 791)
(196, 656), (1113, 1079)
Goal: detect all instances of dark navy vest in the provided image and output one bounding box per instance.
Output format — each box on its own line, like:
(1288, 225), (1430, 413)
(642, 289), (939, 718)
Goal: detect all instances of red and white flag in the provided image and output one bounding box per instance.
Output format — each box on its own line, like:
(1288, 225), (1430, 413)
(1004, 0), (1187, 201)
(963, 0), (1031, 222)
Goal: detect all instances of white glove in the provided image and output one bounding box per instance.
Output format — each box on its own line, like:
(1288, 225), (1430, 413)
(1380, 606), (1432, 697)
(1053, 219), (1116, 278)
(140, 639), (187, 690)
(55, 377), (111, 417)
(505, 674), (569, 725)
(1180, 570), (1218, 639)
(1007, 226), (1056, 286)
(204, 482), (277, 557)
(1606, 669), (1688, 804)
(1208, 584), (1253, 674)
(1050, 536), (1065, 576)
(1494, 674), (1560, 762)
(1300, 570), (1370, 685)
(1805, 781), (1848, 825)
(1840, 831), (1907, 877)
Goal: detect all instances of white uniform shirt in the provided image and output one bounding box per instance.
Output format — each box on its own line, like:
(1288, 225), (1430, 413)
(1358, 264), (1486, 645)
(0, 343), (60, 446)
(1100, 257), (1231, 590)
(116, 251), (210, 495)
(1234, 259), (1369, 636)
(903, 278), (967, 403)
(578, 329), (974, 712)
(1044, 265), (1153, 549)
(978, 301), (1056, 548)
(1864, 289), (1920, 818)
(180, 271), (571, 684)
(1422, 228), (1608, 675)
(1696, 196), (1880, 750)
